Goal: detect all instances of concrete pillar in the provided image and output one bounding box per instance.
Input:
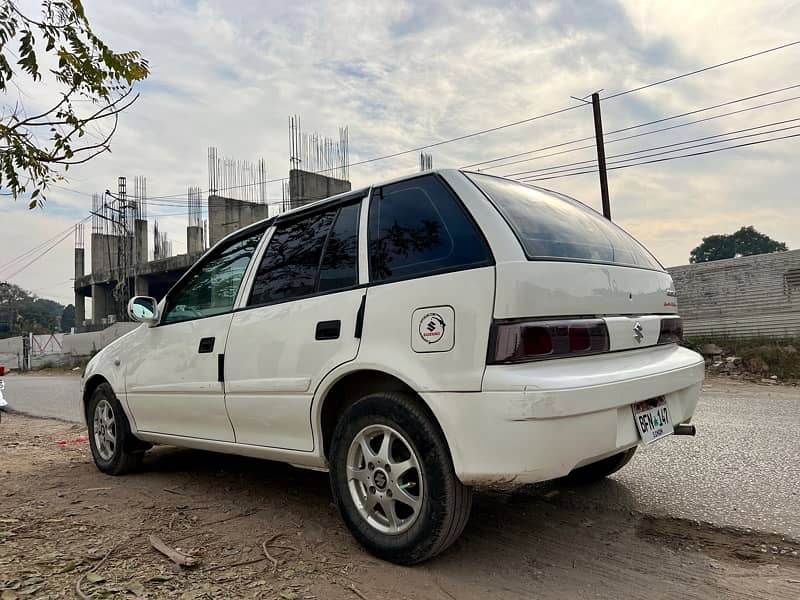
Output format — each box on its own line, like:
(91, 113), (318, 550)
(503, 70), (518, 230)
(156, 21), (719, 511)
(187, 226), (205, 255)
(74, 247), (86, 330)
(289, 169), (351, 210)
(134, 276), (149, 297)
(91, 283), (112, 324)
(91, 233), (117, 274)
(135, 219), (148, 265)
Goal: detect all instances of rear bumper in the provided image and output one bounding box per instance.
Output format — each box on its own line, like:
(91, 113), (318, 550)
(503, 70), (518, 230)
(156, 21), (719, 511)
(421, 345), (705, 488)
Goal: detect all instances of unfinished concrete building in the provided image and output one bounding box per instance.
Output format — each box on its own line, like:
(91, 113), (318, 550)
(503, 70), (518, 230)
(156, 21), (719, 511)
(74, 133), (351, 330)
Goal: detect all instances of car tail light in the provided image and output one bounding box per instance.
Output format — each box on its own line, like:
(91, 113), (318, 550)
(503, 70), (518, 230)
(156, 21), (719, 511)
(657, 316), (683, 345)
(488, 318), (609, 364)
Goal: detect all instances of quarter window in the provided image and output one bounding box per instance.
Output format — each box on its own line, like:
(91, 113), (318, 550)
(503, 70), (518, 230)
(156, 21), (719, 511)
(249, 202), (361, 305)
(161, 230), (263, 324)
(368, 175), (490, 282)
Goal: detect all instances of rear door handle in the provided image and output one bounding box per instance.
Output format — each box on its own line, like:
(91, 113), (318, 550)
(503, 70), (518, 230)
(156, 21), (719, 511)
(198, 337), (215, 353)
(315, 320), (341, 340)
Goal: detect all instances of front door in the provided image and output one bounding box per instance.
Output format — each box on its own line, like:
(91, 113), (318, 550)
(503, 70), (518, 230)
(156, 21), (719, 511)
(125, 227), (264, 441)
(224, 200), (364, 451)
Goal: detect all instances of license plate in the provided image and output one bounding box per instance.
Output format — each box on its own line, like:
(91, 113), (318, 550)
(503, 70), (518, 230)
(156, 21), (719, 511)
(632, 397), (672, 444)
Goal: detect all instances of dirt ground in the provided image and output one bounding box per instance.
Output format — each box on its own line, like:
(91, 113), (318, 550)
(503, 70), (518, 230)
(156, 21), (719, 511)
(1, 413), (799, 600)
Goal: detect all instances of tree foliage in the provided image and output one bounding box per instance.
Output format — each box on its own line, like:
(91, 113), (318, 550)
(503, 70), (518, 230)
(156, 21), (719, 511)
(0, 1), (148, 207)
(689, 226), (788, 264)
(0, 281), (65, 337)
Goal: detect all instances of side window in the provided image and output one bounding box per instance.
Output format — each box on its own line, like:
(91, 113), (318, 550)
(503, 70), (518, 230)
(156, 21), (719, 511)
(249, 202), (361, 306)
(368, 175), (490, 282)
(162, 230), (263, 324)
(318, 203), (360, 292)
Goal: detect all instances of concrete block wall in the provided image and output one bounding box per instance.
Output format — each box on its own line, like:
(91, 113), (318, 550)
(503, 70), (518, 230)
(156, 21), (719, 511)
(0, 336), (23, 370)
(668, 249), (800, 338)
(62, 322), (138, 356)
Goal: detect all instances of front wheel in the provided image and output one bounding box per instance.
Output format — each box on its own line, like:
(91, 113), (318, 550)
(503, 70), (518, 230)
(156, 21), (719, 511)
(329, 392), (472, 565)
(87, 383), (146, 475)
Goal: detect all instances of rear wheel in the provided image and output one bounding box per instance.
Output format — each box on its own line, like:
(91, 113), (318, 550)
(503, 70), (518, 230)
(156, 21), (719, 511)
(329, 392), (472, 565)
(566, 447), (637, 483)
(87, 383), (146, 475)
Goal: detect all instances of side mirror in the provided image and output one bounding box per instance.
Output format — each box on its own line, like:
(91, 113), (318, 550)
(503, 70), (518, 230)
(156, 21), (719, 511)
(127, 296), (159, 326)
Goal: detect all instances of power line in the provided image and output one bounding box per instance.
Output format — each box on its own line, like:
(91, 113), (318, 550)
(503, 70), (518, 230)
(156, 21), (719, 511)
(0, 217), (89, 274)
(601, 40), (800, 100)
(2, 227), (76, 281)
(466, 83), (800, 171)
(515, 131), (800, 182)
(45, 40), (800, 203)
(505, 117), (800, 178)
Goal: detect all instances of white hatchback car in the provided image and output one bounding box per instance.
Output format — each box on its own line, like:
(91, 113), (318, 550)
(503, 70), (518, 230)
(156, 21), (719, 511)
(83, 170), (704, 564)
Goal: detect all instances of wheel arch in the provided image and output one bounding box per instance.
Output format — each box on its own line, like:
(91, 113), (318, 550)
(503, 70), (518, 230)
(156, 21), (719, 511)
(82, 374), (110, 423)
(315, 368), (450, 461)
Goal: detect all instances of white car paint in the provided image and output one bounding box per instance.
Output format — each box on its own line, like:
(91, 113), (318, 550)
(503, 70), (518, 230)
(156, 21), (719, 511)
(82, 168), (704, 488)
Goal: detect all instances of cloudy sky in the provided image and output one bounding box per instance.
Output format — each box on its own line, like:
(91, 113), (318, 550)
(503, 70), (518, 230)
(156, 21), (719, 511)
(2, 0), (800, 308)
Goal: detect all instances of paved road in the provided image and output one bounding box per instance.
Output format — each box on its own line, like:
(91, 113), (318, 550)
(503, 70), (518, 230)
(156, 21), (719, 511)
(2, 374), (83, 422)
(3, 373), (798, 537)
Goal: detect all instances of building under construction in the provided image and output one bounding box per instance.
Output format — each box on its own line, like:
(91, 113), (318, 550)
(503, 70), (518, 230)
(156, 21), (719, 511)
(73, 122), (351, 330)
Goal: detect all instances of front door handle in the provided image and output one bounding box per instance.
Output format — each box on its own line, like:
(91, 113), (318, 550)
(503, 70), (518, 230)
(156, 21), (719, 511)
(198, 337), (215, 353)
(315, 320), (341, 340)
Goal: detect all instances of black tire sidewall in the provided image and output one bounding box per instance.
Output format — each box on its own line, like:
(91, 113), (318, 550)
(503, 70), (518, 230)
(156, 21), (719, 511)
(87, 383), (136, 475)
(329, 392), (458, 563)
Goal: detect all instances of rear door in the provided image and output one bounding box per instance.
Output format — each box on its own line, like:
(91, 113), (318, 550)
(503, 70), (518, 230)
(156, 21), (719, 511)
(224, 199), (364, 451)
(358, 174), (496, 392)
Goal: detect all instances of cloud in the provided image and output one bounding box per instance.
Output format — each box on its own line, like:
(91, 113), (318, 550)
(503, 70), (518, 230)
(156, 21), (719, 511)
(2, 0), (799, 305)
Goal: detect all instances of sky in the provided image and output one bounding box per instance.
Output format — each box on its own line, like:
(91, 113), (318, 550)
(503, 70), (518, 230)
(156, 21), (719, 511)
(2, 0), (800, 308)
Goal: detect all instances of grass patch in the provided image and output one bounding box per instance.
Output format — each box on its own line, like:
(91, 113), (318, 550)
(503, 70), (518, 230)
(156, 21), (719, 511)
(683, 336), (800, 380)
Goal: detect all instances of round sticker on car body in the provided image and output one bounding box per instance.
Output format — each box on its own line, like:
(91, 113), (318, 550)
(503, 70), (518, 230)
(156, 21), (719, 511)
(419, 312), (446, 344)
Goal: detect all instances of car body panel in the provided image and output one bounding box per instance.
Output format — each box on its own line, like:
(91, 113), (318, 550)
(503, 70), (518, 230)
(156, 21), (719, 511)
(82, 168), (704, 490)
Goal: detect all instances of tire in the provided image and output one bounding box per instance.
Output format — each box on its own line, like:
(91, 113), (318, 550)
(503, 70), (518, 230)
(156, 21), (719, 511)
(329, 391), (472, 565)
(87, 383), (146, 475)
(566, 446), (637, 484)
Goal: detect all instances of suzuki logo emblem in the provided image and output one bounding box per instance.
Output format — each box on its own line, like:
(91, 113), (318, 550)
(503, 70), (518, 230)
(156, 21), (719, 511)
(633, 322), (644, 343)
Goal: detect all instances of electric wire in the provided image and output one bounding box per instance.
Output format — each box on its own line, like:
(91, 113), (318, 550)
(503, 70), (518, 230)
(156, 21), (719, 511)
(515, 131), (800, 182)
(503, 117), (800, 178)
(1, 227), (76, 281)
(0, 216), (90, 274)
(601, 40), (800, 100)
(466, 84), (800, 171)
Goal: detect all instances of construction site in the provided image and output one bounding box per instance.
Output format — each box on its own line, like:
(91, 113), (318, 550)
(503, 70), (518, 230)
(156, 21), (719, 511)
(73, 119), (352, 330)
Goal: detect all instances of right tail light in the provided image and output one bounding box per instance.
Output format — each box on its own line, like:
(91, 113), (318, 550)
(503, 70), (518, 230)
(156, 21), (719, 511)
(487, 318), (609, 364)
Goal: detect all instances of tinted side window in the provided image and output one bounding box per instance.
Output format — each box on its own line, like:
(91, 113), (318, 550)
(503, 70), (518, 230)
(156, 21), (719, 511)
(368, 175), (490, 282)
(318, 203), (360, 292)
(162, 230), (262, 324)
(249, 211), (336, 305)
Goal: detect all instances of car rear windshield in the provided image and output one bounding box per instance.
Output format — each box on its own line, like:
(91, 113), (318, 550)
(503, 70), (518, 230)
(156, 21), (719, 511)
(466, 172), (662, 270)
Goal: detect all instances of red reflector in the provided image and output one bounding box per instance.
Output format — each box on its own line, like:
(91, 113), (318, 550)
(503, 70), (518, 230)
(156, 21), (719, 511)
(522, 326), (553, 356)
(568, 326), (592, 352)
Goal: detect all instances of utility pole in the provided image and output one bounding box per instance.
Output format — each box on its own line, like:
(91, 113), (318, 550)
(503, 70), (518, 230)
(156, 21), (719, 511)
(591, 92), (611, 220)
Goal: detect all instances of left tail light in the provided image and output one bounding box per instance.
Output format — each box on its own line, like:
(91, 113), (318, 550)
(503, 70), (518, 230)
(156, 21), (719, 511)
(488, 318), (609, 364)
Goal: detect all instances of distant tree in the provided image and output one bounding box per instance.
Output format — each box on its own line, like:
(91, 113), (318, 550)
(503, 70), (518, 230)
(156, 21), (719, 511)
(689, 226), (788, 264)
(61, 303), (74, 330)
(0, 1), (149, 207)
(0, 281), (63, 336)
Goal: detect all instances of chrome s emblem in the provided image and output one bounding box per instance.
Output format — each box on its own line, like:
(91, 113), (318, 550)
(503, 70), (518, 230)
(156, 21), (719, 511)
(633, 322), (644, 343)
